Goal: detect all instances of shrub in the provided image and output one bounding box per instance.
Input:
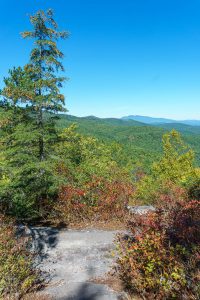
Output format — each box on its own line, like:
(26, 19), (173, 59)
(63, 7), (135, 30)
(116, 191), (200, 299)
(54, 177), (135, 224)
(0, 215), (40, 298)
(118, 231), (189, 299)
(188, 177), (200, 200)
(133, 130), (198, 205)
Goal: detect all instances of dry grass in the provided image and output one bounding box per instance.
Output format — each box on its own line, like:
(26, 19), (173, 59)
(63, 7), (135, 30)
(22, 293), (52, 300)
(91, 275), (124, 292)
(90, 274), (142, 300)
(4, 295), (51, 300)
(68, 218), (127, 230)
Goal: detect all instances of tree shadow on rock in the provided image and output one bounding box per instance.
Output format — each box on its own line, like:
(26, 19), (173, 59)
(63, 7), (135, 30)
(67, 282), (109, 300)
(62, 267), (118, 300)
(28, 226), (59, 261)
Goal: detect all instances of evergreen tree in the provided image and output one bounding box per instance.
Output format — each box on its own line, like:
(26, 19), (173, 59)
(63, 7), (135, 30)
(0, 9), (68, 218)
(22, 8), (68, 161)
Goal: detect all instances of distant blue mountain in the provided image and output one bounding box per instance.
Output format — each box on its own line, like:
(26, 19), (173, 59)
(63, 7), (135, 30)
(182, 120), (200, 126)
(122, 115), (175, 124)
(122, 115), (200, 126)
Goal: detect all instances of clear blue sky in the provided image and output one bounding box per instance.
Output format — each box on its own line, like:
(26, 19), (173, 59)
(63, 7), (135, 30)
(0, 0), (200, 119)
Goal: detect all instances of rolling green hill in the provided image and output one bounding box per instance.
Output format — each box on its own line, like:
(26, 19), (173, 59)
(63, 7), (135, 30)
(57, 114), (200, 170)
(154, 123), (200, 135)
(57, 114), (145, 128)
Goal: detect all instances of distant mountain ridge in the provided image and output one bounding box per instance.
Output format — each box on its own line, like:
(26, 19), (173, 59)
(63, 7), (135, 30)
(122, 115), (200, 126)
(56, 113), (200, 169)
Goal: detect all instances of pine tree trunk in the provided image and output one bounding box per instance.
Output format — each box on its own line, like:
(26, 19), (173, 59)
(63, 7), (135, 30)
(38, 35), (44, 162)
(38, 107), (44, 161)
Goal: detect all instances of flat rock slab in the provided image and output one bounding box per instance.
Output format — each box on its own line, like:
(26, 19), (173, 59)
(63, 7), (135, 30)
(30, 228), (124, 300)
(127, 205), (155, 215)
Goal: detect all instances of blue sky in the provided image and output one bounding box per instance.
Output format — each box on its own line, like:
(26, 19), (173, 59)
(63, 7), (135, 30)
(0, 0), (200, 119)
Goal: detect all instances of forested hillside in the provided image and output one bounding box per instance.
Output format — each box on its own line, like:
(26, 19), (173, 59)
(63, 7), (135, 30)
(56, 114), (200, 168)
(155, 122), (200, 134)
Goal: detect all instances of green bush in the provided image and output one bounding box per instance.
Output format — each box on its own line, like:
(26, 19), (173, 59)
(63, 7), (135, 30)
(133, 130), (199, 205)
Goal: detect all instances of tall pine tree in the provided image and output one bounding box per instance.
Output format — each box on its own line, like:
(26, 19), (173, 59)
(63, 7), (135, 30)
(22, 9), (68, 160)
(0, 9), (68, 218)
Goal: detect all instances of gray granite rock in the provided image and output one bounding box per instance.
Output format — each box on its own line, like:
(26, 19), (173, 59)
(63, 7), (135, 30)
(28, 228), (126, 300)
(127, 205), (155, 215)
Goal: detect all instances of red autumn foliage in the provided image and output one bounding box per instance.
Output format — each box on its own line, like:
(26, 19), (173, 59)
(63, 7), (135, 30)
(117, 185), (200, 299)
(54, 177), (134, 223)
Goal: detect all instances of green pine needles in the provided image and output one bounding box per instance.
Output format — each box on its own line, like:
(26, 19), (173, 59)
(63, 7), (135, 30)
(0, 9), (68, 219)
